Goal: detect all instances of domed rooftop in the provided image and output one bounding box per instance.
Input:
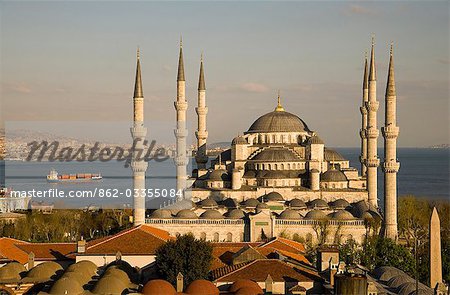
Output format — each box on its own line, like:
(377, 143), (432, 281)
(0, 262), (25, 282)
(307, 135), (324, 145)
(142, 279), (176, 295)
(304, 209), (329, 220)
(372, 266), (404, 282)
(49, 277), (84, 295)
(92, 276), (128, 294)
(279, 209), (302, 220)
(103, 267), (131, 284)
(176, 209), (198, 219)
(229, 279), (263, 294)
(324, 148), (346, 161)
(351, 200), (378, 218)
(150, 209), (172, 219)
(225, 209), (245, 219)
(262, 192), (284, 202)
(200, 209), (224, 219)
(289, 198), (307, 209)
(328, 210), (355, 220)
(252, 147), (300, 162)
(232, 136), (248, 145)
(307, 199), (328, 209)
(243, 198), (260, 208)
(330, 199), (350, 209)
(256, 203), (269, 210)
(387, 275), (414, 289)
(221, 197), (239, 208)
(185, 279), (220, 295)
(209, 169), (229, 181)
(25, 261), (63, 282)
(200, 198), (218, 208)
(247, 107), (310, 134)
(321, 168), (348, 182)
(61, 270), (91, 285)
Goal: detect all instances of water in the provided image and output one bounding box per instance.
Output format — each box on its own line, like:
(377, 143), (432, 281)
(1, 148), (448, 209)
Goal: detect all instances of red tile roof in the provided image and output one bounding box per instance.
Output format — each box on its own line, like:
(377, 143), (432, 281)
(83, 224), (171, 255)
(213, 259), (314, 283)
(15, 243), (76, 261)
(0, 237), (29, 264)
(258, 237), (306, 254)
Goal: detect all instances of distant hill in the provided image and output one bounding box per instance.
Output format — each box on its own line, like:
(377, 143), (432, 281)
(429, 144), (449, 149)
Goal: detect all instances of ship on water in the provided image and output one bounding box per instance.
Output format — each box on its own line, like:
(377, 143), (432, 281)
(46, 169), (102, 183)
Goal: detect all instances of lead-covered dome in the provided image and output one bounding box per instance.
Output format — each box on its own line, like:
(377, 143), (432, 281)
(247, 110), (310, 133)
(252, 147), (300, 162)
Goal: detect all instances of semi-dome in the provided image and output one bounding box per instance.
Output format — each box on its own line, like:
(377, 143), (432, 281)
(307, 135), (324, 144)
(289, 198), (307, 209)
(209, 169), (229, 181)
(324, 148), (346, 161)
(279, 209), (302, 220)
(232, 136), (248, 145)
(200, 209), (224, 219)
(200, 198), (218, 208)
(243, 198), (260, 208)
(150, 209), (172, 219)
(176, 209), (198, 219)
(142, 279), (176, 295)
(225, 209), (245, 219)
(262, 192), (284, 202)
(330, 199), (350, 209)
(307, 199), (328, 209)
(328, 210), (355, 220)
(252, 147), (300, 162)
(185, 279), (220, 295)
(321, 168), (347, 182)
(247, 109), (310, 133)
(304, 209), (329, 220)
(49, 277), (84, 295)
(351, 200), (378, 218)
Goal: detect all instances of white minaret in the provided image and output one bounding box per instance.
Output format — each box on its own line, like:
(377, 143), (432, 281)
(382, 44), (400, 240)
(130, 48), (148, 226)
(174, 40), (188, 198)
(366, 36), (380, 207)
(195, 54), (208, 170)
(359, 53), (369, 177)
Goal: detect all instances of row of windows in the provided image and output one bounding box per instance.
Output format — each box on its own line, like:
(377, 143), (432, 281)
(250, 162), (306, 171)
(248, 134), (307, 145)
(172, 231), (239, 242)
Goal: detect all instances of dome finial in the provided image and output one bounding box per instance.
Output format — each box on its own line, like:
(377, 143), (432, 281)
(137, 46), (140, 60)
(275, 90), (285, 112)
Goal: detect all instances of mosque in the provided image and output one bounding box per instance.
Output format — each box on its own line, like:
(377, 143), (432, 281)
(132, 38), (400, 245)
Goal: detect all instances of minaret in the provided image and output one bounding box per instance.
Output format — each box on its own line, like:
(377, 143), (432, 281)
(174, 39), (188, 198)
(365, 36), (380, 207)
(130, 48), (148, 226)
(195, 54), (208, 170)
(359, 53), (369, 177)
(382, 43), (400, 240)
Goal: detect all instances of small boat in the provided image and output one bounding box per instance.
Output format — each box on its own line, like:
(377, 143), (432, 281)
(46, 169), (102, 183)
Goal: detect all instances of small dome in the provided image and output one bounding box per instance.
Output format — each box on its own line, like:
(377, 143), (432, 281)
(256, 203), (269, 210)
(185, 279), (219, 295)
(310, 169), (320, 173)
(200, 209), (224, 219)
(221, 198), (239, 208)
(176, 209), (198, 219)
(330, 199), (350, 209)
(308, 135), (324, 144)
(324, 148), (346, 161)
(142, 279), (176, 295)
(328, 210), (355, 220)
(49, 277), (84, 295)
(351, 200), (378, 218)
(0, 262), (26, 282)
(372, 266), (404, 282)
(232, 136), (248, 145)
(243, 198), (260, 208)
(92, 276), (128, 294)
(150, 209), (172, 219)
(26, 261), (63, 282)
(225, 209), (245, 219)
(252, 147), (300, 162)
(200, 198), (218, 208)
(304, 210), (329, 220)
(289, 198), (307, 209)
(61, 270), (91, 285)
(307, 199), (329, 209)
(229, 279), (263, 294)
(279, 209), (302, 220)
(103, 267), (131, 284)
(321, 169), (347, 182)
(262, 192), (284, 202)
(209, 169), (230, 181)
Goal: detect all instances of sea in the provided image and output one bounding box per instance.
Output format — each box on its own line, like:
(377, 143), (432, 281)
(1, 148), (449, 210)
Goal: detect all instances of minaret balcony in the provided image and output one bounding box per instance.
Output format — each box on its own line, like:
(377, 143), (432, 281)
(366, 158), (380, 167)
(359, 129), (367, 139)
(365, 101), (379, 112)
(366, 128), (379, 138)
(130, 126), (147, 138)
(131, 161), (148, 172)
(195, 130), (208, 139)
(381, 126), (399, 138)
(360, 106), (368, 115)
(174, 129), (188, 138)
(383, 161), (400, 173)
(195, 107), (208, 115)
(174, 101), (188, 111)
(359, 155), (366, 163)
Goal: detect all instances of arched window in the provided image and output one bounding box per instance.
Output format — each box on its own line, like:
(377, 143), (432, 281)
(227, 232), (233, 242)
(200, 232), (206, 240)
(213, 232), (219, 242)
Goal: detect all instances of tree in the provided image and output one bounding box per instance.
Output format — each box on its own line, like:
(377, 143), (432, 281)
(155, 233), (213, 286)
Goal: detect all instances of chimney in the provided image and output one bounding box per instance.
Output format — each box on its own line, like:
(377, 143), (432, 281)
(265, 274), (273, 293)
(115, 251), (122, 261)
(177, 272), (184, 292)
(27, 252), (35, 270)
(329, 268), (337, 287)
(77, 237), (86, 253)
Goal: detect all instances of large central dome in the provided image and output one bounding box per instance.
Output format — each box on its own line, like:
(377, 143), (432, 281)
(247, 108), (310, 133)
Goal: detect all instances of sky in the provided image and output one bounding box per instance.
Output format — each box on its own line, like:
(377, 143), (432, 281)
(1, 1), (449, 147)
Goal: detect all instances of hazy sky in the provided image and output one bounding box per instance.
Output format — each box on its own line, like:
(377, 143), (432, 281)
(1, 1), (449, 147)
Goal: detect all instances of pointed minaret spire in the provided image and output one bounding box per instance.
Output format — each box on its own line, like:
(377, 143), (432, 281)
(177, 37), (185, 82)
(360, 52), (369, 177)
(198, 53), (205, 90)
(363, 51), (369, 90)
(133, 47), (143, 98)
(369, 35), (377, 81)
(275, 90), (285, 112)
(386, 43), (396, 97)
